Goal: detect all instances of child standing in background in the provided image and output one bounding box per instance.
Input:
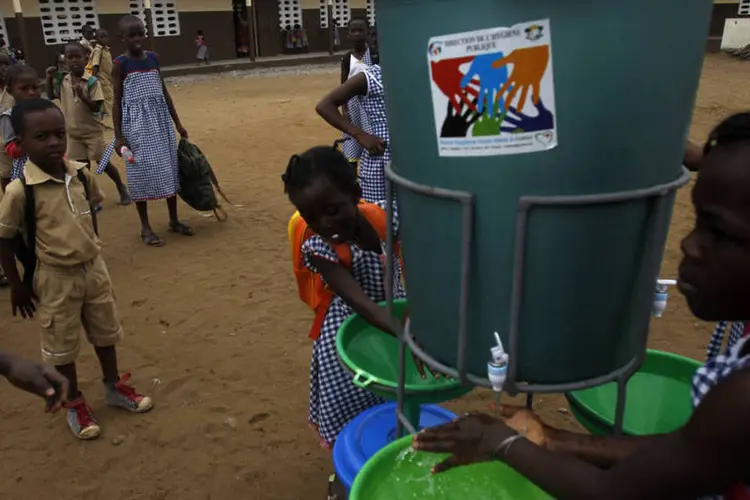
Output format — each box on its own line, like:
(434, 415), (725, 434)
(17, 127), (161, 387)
(0, 98), (153, 440)
(1, 64), (42, 182)
(0, 52), (11, 286)
(339, 18), (372, 166)
(46, 43), (131, 205)
(316, 64), (390, 203)
(0, 53), (14, 192)
(89, 29), (114, 121)
(113, 16), (192, 247)
(195, 30), (209, 65)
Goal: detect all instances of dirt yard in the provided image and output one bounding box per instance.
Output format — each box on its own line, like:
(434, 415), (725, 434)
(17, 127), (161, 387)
(0, 54), (748, 500)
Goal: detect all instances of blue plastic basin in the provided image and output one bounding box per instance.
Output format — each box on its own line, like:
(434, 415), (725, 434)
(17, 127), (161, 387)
(333, 402), (456, 491)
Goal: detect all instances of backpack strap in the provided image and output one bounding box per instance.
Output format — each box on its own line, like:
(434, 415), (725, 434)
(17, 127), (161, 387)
(75, 168), (99, 236)
(21, 176), (36, 286)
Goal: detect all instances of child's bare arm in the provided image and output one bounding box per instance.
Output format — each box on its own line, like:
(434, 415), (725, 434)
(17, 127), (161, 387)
(161, 80), (185, 135)
(316, 73), (368, 139)
(311, 256), (394, 334)
(45, 66), (57, 100)
(156, 59), (187, 137)
(0, 238), (20, 289)
(112, 62), (124, 146)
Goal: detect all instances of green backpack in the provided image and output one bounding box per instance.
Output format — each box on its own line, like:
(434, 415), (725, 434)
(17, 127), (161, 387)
(177, 138), (230, 219)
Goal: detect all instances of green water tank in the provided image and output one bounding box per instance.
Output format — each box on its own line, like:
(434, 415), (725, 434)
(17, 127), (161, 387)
(378, 0), (711, 386)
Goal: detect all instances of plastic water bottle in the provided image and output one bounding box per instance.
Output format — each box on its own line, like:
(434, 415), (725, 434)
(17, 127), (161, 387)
(120, 146), (134, 164)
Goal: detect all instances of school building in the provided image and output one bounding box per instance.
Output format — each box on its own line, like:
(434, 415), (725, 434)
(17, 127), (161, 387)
(0, 0), (373, 76)
(0, 0), (744, 77)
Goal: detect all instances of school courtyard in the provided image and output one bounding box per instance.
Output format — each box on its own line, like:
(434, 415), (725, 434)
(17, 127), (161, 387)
(0, 51), (745, 499)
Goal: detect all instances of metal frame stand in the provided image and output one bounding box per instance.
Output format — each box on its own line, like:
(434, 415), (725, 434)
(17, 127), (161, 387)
(386, 163), (691, 436)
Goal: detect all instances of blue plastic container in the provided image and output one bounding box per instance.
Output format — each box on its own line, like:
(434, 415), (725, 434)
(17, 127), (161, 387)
(333, 402), (456, 491)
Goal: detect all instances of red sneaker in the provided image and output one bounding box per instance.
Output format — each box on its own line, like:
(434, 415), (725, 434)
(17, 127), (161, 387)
(105, 373), (153, 413)
(63, 396), (101, 440)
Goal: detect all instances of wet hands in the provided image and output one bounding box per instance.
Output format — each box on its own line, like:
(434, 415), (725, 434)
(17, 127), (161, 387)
(412, 406), (551, 473)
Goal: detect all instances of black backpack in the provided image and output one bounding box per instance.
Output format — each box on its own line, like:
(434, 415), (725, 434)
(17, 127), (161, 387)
(177, 138), (230, 220)
(13, 169), (96, 285)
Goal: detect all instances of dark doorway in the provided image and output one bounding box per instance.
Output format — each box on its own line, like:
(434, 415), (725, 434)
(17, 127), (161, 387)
(232, 0), (251, 57)
(255, 0), (282, 57)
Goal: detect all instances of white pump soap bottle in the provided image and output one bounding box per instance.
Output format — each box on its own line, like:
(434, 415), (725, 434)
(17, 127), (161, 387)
(488, 332), (508, 393)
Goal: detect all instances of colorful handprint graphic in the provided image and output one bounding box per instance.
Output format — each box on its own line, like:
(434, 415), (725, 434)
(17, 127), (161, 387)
(492, 45), (550, 113)
(460, 52), (508, 117)
(440, 99), (481, 138)
(431, 56), (479, 114)
(500, 99), (554, 134)
(428, 19), (557, 155)
(471, 99), (506, 137)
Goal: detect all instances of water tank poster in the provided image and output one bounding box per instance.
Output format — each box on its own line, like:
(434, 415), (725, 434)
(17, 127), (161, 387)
(427, 20), (558, 157)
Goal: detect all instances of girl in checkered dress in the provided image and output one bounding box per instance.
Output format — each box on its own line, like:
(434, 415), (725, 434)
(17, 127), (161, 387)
(317, 64), (390, 203)
(339, 18), (373, 164)
(112, 15), (192, 247)
(415, 113), (750, 500)
(282, 146), (406, 449)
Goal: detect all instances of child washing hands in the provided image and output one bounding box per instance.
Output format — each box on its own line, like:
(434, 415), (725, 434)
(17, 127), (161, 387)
(283, 145), (433, 453)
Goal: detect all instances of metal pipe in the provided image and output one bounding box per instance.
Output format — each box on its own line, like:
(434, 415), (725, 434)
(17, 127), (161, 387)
(386, 167), (406, 437)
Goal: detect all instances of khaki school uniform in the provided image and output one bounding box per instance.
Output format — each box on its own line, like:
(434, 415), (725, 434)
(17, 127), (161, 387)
(60, 74), (107, 166)
(89, 45), (114, 117)
(0, 160), (121, 365)
(0, 90), (14, 180)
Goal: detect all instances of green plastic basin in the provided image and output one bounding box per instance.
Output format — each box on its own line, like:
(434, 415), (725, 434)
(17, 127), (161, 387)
(336, 299), (472, 404)
(350, 435), (551, 499)
(566, 350), (701, 435)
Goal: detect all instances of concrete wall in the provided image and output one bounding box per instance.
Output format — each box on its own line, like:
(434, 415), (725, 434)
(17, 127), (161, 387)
(13, 0), (235, 75)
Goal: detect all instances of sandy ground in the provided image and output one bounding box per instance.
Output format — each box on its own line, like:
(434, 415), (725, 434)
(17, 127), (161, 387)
(0, 54), (748, 499)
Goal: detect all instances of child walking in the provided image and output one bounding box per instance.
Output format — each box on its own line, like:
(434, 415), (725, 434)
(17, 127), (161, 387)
(316, 64), (389, 203)
(195, 30), (209, 65)
(113, 15), (192, 246)
(46, 43), (131, 205)
(89, 29), (114, 121)
(339, 18), (373, 165)
(0, 98), (152, 440)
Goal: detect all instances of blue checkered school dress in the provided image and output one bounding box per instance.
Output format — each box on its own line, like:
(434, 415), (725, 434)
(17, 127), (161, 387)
(692, 329), (750, 500)
(303, 200), (406, 447)
(113, 52), (178, 201)
(341, 48), (373, 162)
(358, 65), (390, 203)
(10, 155), (25, 180)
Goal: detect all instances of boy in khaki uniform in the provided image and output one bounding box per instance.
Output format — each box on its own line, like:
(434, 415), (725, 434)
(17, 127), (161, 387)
(0, 98), (152, 440)
(89, 29), (114, 120)
(46, 43), (131, 206)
